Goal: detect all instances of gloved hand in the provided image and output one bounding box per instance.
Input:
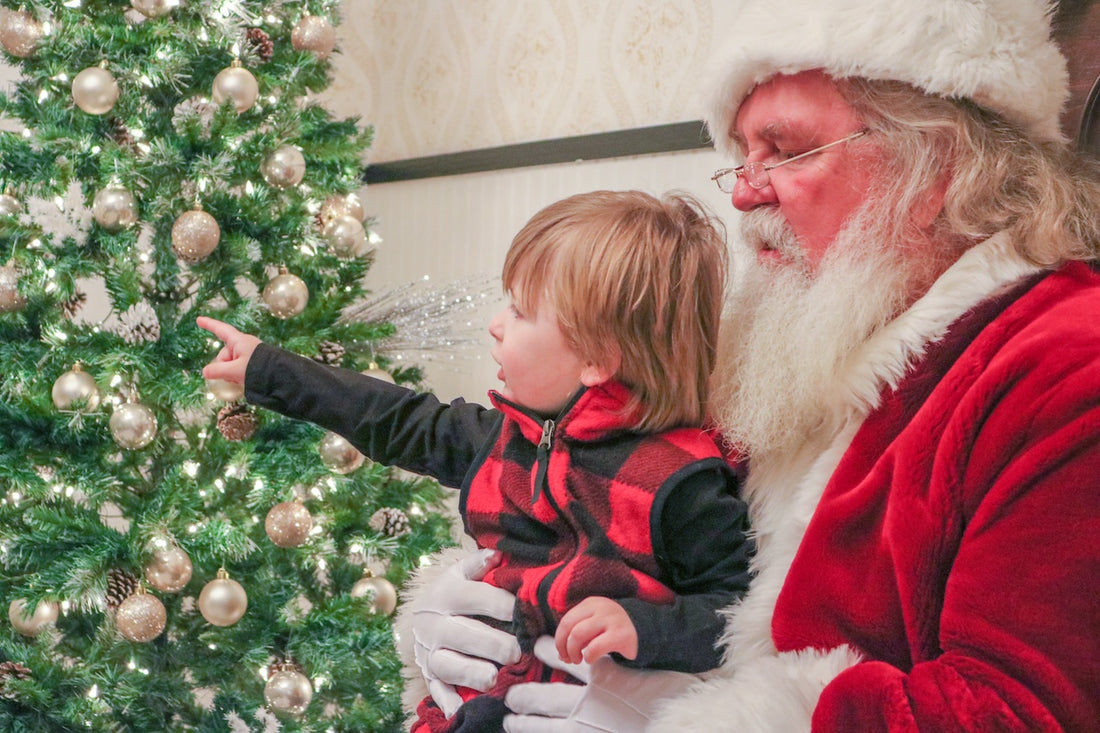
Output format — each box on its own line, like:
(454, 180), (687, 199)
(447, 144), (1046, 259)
(503, 635), (701, 733)
(410, 547), (522, 717)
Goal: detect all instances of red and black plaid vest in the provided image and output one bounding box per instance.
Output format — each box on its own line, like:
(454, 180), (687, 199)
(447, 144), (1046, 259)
(461, 380), (726, 646)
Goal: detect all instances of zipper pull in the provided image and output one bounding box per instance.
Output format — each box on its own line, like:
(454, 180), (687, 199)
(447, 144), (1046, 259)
(531, 419), (555, 504)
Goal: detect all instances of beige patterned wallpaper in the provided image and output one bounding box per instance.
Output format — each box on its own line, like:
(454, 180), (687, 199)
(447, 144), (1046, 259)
(321, 0), (740, 163)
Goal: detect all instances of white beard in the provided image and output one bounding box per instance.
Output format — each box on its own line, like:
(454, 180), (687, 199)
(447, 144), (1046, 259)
(710, 200), (937, 459)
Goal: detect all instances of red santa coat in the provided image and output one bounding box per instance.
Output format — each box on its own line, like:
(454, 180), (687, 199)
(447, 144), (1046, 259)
(653, 234), (1100, 732)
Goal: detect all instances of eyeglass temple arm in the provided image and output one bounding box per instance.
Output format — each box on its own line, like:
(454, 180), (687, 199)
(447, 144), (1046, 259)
(764, 128), (868, 172)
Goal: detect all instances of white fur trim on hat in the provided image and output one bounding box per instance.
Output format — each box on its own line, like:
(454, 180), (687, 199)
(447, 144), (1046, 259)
(704, 0), (1069, 156)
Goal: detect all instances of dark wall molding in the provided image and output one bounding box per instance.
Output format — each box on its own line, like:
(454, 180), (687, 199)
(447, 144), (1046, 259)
(363, 120), (713, 184)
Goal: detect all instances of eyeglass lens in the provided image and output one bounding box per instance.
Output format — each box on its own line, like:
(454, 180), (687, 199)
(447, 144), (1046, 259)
(742, 162), (770, 190)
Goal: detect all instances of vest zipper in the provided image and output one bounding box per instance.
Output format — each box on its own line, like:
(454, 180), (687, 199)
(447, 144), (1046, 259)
(531, 418), (555, 504)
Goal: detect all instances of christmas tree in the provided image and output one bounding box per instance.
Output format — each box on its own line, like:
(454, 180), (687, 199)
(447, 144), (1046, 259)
(0, 1), (454, 730)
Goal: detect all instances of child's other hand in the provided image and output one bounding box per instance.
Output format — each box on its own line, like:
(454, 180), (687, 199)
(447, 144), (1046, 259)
(196, 316), (261, 386)
(554, 596), (638, 665)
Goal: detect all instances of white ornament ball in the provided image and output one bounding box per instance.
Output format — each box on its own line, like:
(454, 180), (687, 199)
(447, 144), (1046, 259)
(290, 15), (336, 59)
(52, 365), (100, 411)
(261, 146), (306, 189)
(116, 590), (166, 642)
(72, 65), (120, 115)
(264, 501), (312, 548)
(92, 186), (138, 232)
(8, 598), (58, 636)
(322, 215), (368, 258)
(263, 271), (309, 319)
(0, 192), (21, 217)
(206, 377), (244, 402)
(198, 570), (247, 626)
(320, 193), (364, 223)
(131, 0), (179, 18)
(212, 64), (259, 113)
(350, 573), (398, 616)
(109, 402), (157, 450)
(0, 9), (44, 58)
(0, 264), (27, 313)
(318, 431), (364, 474)
(171, 208), (220, 263)
(145, 545), (193, 593)
(264, 665), (313, 715)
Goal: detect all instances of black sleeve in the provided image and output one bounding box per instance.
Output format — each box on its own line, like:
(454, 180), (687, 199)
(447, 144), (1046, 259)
(243, 342), (502, 487)
(615, 463), (754, 672)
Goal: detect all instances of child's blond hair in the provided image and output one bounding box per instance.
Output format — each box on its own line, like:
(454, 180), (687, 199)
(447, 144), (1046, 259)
(502, 190), (728, 432)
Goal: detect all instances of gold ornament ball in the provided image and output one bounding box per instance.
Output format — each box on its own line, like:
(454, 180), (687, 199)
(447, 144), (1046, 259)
(8, 599), (58, 636)
(265, 501), (312, 548)
(350, 573), (398, 616)
(172, 208), (220, 263)
(109, 402), (157, 449)
(198, 570), (247, 626)
(0, 192), (21, 217)
(318, 431), (364, 474)
(131, 0), (178, 18)
(264, 666), (313, 715)
(206, 377), (244, 402)
(0, 264), (27, 313)
(72, 65), (120, 115)
(362, 363), (395, 384)
(320, 193), (364, 223)
(52, 366), (100, 411)
(212, 63), (259, 113)
(322, 215), (368, 258)
(0, 9), (44, 58)
(92, 186), (138, 232)
(145, 545), (192, 593)
(291, 15), (336, 59)
(263, 272), (309, 319)
(116, 591), (166, 642)
(261, 146), (306, 189)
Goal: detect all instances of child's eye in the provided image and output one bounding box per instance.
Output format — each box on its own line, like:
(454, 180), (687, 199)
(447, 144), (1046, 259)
(509, 304), (523, 319)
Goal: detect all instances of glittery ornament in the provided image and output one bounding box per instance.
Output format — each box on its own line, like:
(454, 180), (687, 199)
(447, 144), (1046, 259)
(0, 9), (44, 58)
(245, 27), (274, 62)
(264, 501), (312, 548)
(198, 568), (247, 626)
(0, 264), (27, 313)
(144, 544), (192, 593)
(350, 570), (398, 616)
(319, 192), (365, 224)
(171, 206), (220, 263)
(52, 364), (100, 411)
(110, 401), (157, 449)
(313, 340), (345, 366)
(261, 145), (306, 189)
(131, 0), (178, 18)
(263, 269), (309, 319)
(105, 567), (140, 611)
(290, 15), (336, 59)
(0, 661), (32, 699)
(8, 599), (58, 636)
(116, 586), (166, 642)
(264, 661), (313, 715)
(322, 214), (368, 258)
(212, 60), (258, 113)
(369, 507), (410, 537)
(92, 186), (138, 232)
(216, 403), (257, 441)
(361, 362), (395, 384)
(318, 431), (363, 473)
(72, 64), (119, 115)
(0, 191), (21, 217)
(206, 377), (244, 402)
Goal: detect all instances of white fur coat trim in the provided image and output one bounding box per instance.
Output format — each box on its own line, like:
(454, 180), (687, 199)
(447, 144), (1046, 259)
(651, 234), (1044, 731)
(703, 0), (1068, 154)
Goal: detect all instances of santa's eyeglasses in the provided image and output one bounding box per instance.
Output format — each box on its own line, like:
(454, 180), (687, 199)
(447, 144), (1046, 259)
(711, 129), (868, 192)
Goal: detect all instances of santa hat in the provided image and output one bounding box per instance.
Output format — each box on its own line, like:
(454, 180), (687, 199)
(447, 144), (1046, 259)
(704, 0), (1069, 156)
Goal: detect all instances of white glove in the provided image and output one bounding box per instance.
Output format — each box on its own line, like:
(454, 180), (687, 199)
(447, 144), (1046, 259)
(503, 635), (701, 733)
(411, 547), (522, 717)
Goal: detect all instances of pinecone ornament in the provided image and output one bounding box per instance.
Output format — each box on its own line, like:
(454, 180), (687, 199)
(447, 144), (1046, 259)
(106, 567), (140, 612)
(116, 301), (160, 344)
(217, 403), (258, 441)
(313, 340), (345, 366)
(172, 96), (216, 137)
(245, 27), (274, 62)
(369, 507), (410, 537)
(108, 117), (137, 152)
(0, 661), (32, 700)
(61, 290), (87, 319)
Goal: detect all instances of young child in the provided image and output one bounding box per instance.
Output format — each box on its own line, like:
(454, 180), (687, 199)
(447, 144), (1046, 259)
(197, 190), (753, 732)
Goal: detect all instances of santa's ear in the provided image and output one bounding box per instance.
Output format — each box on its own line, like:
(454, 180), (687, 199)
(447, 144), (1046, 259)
(912, 169), (951, 229)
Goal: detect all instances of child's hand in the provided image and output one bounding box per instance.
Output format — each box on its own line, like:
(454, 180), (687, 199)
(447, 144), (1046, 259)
(554, 596), (638, 664)
(196, 316), (261, 386)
